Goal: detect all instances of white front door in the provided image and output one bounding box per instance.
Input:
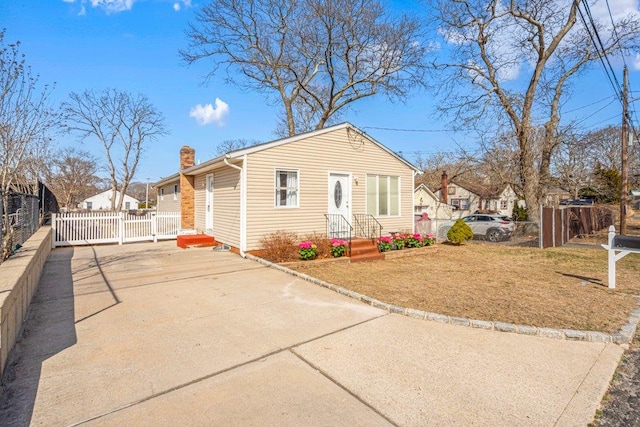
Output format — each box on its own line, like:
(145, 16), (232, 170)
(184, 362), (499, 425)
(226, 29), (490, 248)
(205, 174), (214, 231)
(328, 173), (350, 238)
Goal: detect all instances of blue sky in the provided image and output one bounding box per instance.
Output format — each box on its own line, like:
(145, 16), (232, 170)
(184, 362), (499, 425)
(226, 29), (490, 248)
(2, 0), (640, 184)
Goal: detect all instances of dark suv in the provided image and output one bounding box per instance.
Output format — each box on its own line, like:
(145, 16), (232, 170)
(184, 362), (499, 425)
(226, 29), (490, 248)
(462, 214), (515, 242)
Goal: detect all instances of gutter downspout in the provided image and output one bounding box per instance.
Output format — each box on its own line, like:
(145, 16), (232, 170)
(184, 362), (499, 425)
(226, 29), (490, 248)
(224, 155), (246, 257)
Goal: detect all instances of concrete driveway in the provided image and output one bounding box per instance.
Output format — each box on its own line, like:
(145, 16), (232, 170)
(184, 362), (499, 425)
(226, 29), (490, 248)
(0, 241), (622, 426)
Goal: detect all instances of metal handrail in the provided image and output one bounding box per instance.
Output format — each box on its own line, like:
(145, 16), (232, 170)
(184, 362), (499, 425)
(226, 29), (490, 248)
(352, 214), (383, 240)
(324, 214), (352, 244)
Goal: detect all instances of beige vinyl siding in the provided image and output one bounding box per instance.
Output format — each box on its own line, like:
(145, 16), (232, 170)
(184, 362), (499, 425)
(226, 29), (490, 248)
(156, 183), (180, 212)
(211, 167), (241, 248)
(244, 127), (414, 250)
(193, 168), (241, 247)
(194, 174), (206, 232)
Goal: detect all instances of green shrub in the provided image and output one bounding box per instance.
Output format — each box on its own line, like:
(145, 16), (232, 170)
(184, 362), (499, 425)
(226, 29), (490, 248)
(447, 219), (473, 245)
(512, 201), (528, 221)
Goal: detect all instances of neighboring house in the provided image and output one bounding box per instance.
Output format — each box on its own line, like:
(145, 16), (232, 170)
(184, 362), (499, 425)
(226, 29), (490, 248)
(433, 172), (517, 218)
(154, 122), (420, 254)
(155, 176), (181, 212)
(544, 187), (572, 207)
(80, 190), (139, 211)
(413, 183), (454, 220)
(632, 190), (640, 210)
(413, 183), (455, 236)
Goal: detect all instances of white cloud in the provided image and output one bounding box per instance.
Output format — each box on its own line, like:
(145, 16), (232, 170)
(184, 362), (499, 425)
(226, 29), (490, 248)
(634, 53), (640, 70)
(173, 0), (191, 11)
(63, 0), (136, 14)
(65, 0), (192, 13)
(591, 0), (640, 23)
(190, 99), (230, 126)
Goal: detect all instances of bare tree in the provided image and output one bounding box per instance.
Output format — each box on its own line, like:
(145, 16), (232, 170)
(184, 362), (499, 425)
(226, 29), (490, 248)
(0, 30), (56, 255)
(430, 0), (640, 220)
(44, 147), (101, 210)
(61, 89), (168, 211)
(414, 150), (480, 190)
(182, 0), (430, 136)
(215, 139), (261, 156)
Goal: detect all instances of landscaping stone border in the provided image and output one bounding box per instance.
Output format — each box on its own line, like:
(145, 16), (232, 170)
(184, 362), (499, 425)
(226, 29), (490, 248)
(246, 253), (640, 345)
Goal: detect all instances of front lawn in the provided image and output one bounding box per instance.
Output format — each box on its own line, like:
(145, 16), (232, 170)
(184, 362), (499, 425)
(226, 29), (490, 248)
(286, 241), (640, 333)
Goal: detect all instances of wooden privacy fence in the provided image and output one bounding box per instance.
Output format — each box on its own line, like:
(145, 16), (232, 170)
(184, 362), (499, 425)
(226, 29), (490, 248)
(539, 205), (613, 248)
(52, 211), (181, 247)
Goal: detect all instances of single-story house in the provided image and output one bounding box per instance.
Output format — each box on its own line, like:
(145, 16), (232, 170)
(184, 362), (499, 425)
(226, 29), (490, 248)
(413, 183), (456, 236)
(434, 172), (518, 218)
(80, 190), (139, 211)
(632, 189), (640, 210)
(154, 122), (420, 254)
(413, 183), (454, 220)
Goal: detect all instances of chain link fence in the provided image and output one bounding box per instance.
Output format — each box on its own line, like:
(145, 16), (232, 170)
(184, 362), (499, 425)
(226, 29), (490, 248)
(1, 192), (41, 262)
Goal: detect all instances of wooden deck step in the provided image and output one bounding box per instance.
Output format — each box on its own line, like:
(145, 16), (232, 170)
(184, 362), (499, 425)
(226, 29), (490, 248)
(177, 234), (215, 249)
(350, 238), (385, 262)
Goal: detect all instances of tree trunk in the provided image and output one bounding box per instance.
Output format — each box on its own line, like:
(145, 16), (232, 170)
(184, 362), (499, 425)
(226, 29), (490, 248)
(518, 132), (541, 222)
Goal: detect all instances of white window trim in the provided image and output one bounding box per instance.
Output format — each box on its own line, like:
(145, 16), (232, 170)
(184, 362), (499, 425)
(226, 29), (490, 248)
(366, 174), (401, 217)
(173, 184), (178, 200)
(160, 188), (164, 201)
(274, 168), (300, 208)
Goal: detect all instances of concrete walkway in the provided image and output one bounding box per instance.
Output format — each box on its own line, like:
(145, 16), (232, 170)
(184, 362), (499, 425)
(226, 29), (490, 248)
(0, 242), (622, 426)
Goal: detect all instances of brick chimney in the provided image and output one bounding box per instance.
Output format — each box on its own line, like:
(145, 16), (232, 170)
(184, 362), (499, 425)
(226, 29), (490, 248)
(440, 171), (448, 204)
(180, 146), (196, 230)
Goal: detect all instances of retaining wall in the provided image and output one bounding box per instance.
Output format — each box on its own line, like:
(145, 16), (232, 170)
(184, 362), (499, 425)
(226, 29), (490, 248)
(0, 226), (52, 380)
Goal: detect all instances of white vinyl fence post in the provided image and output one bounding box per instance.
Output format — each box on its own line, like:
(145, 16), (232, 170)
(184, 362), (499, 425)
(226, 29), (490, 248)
(51, 213), (57, 249)
(118, 211), (124, 245)
(151, 212), (157, 243)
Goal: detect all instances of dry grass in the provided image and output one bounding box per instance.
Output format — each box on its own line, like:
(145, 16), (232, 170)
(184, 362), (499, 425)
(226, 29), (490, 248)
(286, 220), (640, 333)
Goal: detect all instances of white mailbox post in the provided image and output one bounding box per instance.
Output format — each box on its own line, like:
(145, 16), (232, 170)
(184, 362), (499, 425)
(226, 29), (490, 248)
(601, 225), (640, 289)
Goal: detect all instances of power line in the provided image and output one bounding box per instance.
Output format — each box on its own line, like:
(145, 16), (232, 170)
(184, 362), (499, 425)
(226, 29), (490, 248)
(573, 98), (617, 126)
(563, 95), (616, 114)
(578, 0), (623, 104)
(363, 126), (455, 133)
(604, 0), (627, 68)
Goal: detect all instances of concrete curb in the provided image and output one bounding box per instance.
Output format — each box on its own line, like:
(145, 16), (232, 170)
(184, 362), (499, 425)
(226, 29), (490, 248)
(245, 254), (640, 345)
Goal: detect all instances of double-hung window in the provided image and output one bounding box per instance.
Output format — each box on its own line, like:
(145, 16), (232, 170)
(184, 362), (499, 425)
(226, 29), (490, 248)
(173, 184), (179, 200)
(367, 175), (400, 216)
(275, 169), (298, 207)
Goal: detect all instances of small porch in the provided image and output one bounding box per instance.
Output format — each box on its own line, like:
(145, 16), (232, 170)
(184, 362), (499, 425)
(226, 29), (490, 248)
(325, 213), (385, 262)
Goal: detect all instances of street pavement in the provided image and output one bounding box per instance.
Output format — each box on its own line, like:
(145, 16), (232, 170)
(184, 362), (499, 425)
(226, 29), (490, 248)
(0, 241), (624, 426)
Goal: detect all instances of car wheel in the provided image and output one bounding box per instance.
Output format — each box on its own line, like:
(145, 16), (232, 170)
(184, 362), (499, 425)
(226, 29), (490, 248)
(487, 229), (500, 242)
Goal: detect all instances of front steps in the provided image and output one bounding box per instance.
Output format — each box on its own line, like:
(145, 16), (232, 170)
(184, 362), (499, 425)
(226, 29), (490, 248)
(177, 234), (215, 249)
(350, 238), (385, 262)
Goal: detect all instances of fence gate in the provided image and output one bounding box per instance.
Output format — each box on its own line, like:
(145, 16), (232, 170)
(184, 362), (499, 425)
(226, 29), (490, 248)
(52, 211), (181, 247)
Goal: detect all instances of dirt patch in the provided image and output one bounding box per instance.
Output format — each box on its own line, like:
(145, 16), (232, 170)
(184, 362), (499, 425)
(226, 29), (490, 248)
(286, 240), (640, 333)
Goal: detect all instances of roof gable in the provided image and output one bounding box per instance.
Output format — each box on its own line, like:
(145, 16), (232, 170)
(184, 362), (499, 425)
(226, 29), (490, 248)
(451, 181), (509, 199)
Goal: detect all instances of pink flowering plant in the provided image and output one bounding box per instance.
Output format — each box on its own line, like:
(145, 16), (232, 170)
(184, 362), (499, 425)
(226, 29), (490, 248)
(391, 233), (406, 249)
(298, 240), (318, 260)
(422, 233), (436, 246)
(330, 238), (348, 258)
(405, 233), (424, 248)
(377, 235), (393, 252)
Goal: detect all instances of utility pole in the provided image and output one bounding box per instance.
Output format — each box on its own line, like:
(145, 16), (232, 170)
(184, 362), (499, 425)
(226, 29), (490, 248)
(145, 178), (150, 210)
(621, 66), (629, 235)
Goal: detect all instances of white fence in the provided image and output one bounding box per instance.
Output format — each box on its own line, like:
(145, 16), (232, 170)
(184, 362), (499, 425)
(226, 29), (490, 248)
(52, 211), (181, 247)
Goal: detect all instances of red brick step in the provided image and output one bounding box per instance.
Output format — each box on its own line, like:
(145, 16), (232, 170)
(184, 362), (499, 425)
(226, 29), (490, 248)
(350, 238), (385, 262)
(177, 234), (215, 249)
